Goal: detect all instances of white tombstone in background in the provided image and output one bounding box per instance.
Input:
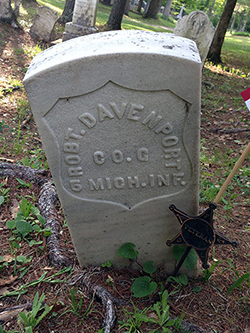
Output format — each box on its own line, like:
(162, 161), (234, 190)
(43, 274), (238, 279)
(63, 0), (98, 41)
(24, 31), (201, 274)
(30, 6), (58, 42)
(174, 11), (214, 65)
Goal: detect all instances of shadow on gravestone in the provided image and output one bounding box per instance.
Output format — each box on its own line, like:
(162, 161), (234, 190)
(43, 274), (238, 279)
(174, 11), (214, 65)
(30, 6), (58, 42)
(23, 31), (202, 276)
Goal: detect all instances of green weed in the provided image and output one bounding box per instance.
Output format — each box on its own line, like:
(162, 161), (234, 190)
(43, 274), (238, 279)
(0, 183), (10, 207)
(6, 197), (51, 243)
(117, 242), (157, 297)
(24, 44), (43, 59)
(21, 148), (49, 169)
(16, 98), (30, 121)
(148, 290), (176, 332)
(0, 120), (9, 132)
(118, 291), (182, 332)
(118, 302), (152, 332)
(1, 267), (72, 299)
(13, 47), (25, 56)
(11, 122), (28, 155)
(18, 292), (53, 332)
(227, 271), (250, 295)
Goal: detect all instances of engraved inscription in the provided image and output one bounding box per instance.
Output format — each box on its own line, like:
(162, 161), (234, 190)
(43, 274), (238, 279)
(45, 82), (192, 207)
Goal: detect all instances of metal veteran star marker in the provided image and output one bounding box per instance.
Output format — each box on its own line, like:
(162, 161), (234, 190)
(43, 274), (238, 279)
(167, 203), (238, 271)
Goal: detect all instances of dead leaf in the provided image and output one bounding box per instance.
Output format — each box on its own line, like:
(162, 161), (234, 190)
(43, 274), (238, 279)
(147, 311), (158, 321)
(0, 275), (18, 287)
(0, 303), (32, 321)
(0, 287), (10, 296)
(10, 199), (19, 219)
(0, 255), (14, 263)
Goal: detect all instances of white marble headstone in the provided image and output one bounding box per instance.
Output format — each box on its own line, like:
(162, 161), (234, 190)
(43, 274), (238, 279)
(63, 0), (98, 41)
(174, 11), (214, 65)
(30, 6), (58, 42)
(24, 31), (201, 273)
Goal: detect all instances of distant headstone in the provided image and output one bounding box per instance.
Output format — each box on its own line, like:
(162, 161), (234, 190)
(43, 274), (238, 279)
(174, 11), (214, 65)
(63, 0), (98, 41)
(30, 6), (58, 42)
(23, 31), (201, 274)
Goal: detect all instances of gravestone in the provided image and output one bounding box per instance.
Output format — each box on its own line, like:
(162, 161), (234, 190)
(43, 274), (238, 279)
(23, 31), (201, 273)
(174, 11), (214, 65)
(63, 0), (98, 41)
(30, 6), (58, 42)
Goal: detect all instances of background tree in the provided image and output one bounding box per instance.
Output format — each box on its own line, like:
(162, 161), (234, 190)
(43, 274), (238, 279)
(163, 0), (173, 17)
(241, 7), (250, 31)
(230, 2), (240, 32)
(207, 0), (238, 64)
(143, 0), (163, 18)
(105, 0), (127, 29)
(58, 0), (75, 24)
(137, 0), (144, 13)
(0, 0), (20, 27)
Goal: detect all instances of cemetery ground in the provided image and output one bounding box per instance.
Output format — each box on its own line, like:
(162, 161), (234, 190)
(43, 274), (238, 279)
(0, 12), (250, 333)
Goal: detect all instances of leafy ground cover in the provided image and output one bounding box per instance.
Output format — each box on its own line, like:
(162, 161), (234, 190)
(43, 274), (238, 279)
(0, 3), (250, 332)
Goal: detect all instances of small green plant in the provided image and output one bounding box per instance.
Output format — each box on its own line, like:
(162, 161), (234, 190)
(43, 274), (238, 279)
(202, 248), (222, 282)
(118, 291), (182, 332)
(16, 178), (31, 188)
(67, 288), (83, 316)
(11, 122), (28, 155)
(6, 197), (51, 243)
(167, 274), (189, 292)
(60, 287), (94, 320)
(227, 271), (250, 295)
(117, 243), (157, 297)
(16, 98), (30, 121)
(1, 267), (72, 299)
(13, 47), (25, 56)
(172, 245), (197, 271)
(18, 292), (53, 332)
(118, 302), (151, 332)
(0, 183), (10, 207)
(24, 44), (43, 59)
(147, 290), (176, 332)
(101, 260), (112, 268)
(21, 148), (49, 169)
(0, 120), (9, 132)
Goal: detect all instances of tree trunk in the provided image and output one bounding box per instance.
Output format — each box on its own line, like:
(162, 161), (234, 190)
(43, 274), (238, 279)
(102, 0), (112, 6)
(236, 12), (244, 31)
(0, 0), (19, 27)
(230, 2), (240, 33)
(143, 0), (163, 19)
(137, 0), (143, 13)
(124, 0), (130, 16)
(163, 0), (173, 17)
(207, 0), (216, 17)
(105, 0), (127, 30)
(241, 9), (250, 32)
(58, 0), (75, 24)
(207, 0), (238, 64)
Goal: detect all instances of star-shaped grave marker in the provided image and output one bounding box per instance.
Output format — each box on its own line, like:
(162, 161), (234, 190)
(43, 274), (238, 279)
(167, 203), (238, 270)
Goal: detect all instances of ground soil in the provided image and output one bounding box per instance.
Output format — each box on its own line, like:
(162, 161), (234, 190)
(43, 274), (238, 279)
(0, 19), (250, 333)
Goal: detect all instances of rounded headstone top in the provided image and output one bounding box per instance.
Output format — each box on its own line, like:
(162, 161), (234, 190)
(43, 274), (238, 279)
(24, 30), (201, 81)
